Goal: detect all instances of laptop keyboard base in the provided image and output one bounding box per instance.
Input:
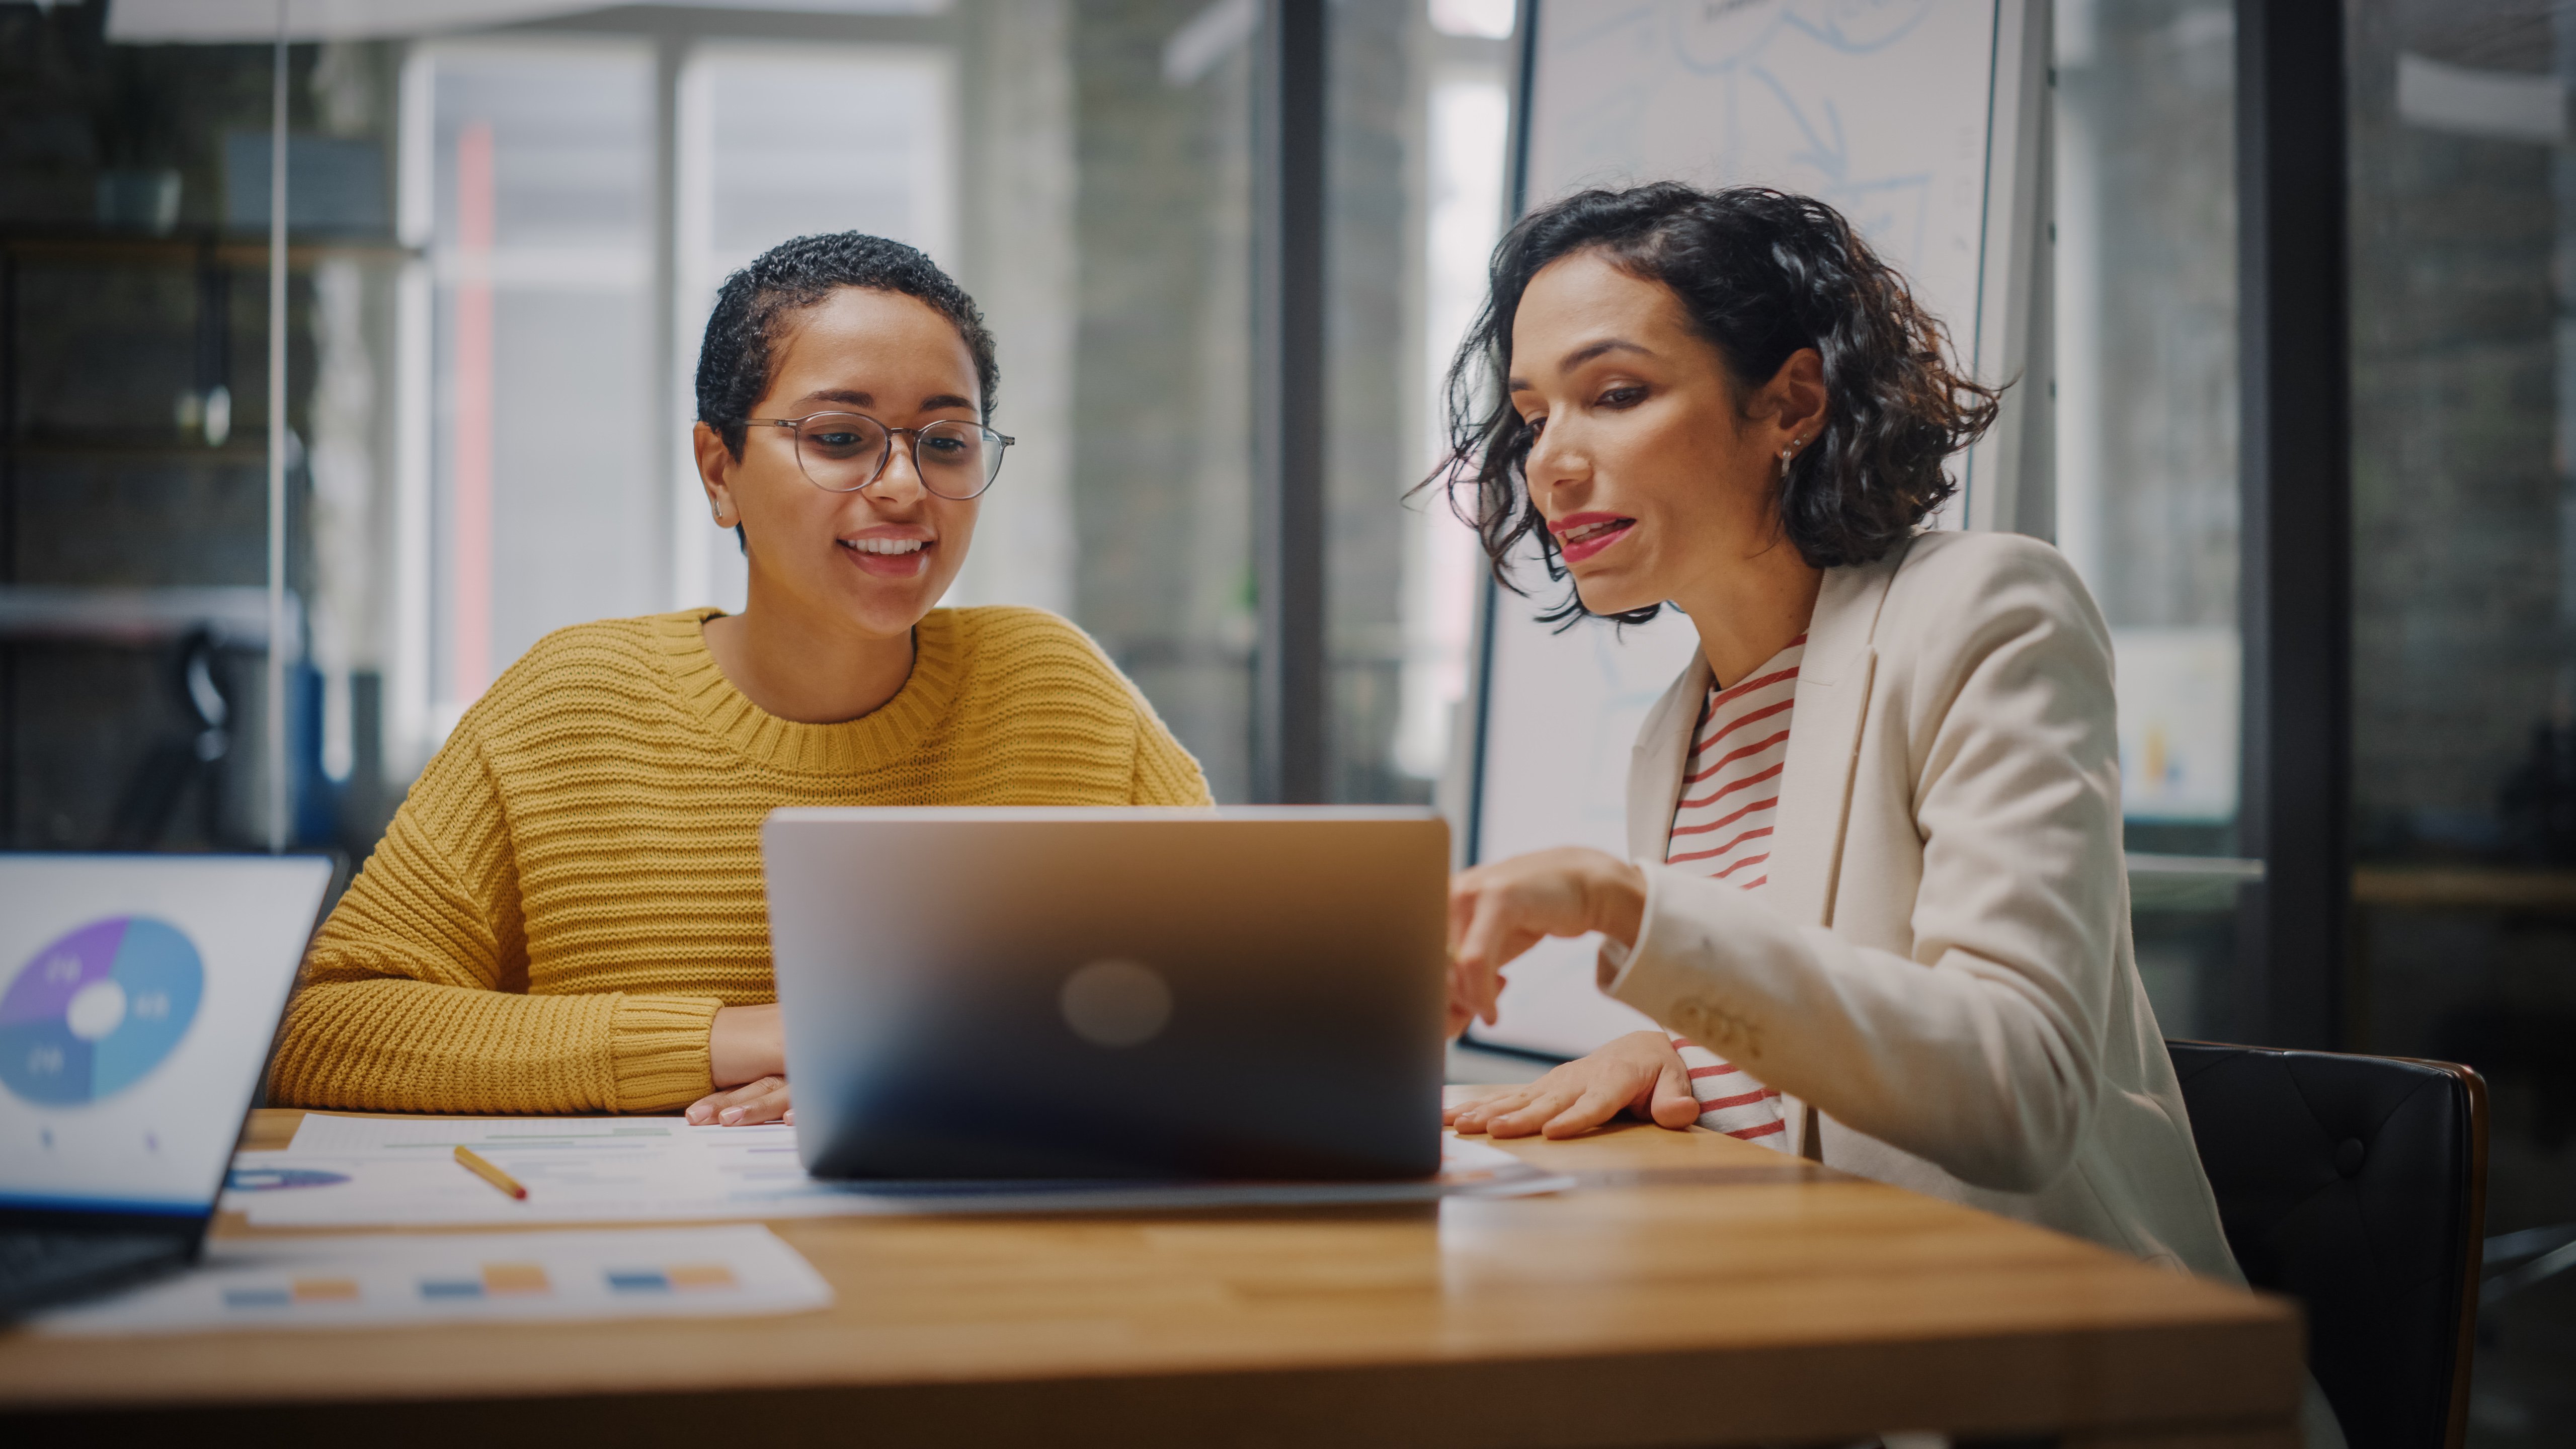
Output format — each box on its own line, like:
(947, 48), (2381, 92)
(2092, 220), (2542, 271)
(0, 1232), (187, 1319)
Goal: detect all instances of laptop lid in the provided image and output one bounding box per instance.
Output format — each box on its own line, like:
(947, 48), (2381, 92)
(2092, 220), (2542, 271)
(765, 807), (1450, 1181)
(0, 853), (336, 1239)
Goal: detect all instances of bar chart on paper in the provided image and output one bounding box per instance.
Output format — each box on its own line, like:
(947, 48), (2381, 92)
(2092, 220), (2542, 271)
(34, 1226), (831, 1336)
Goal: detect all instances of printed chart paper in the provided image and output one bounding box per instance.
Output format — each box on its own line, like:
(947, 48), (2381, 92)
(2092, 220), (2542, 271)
(34, 1225), (830, 1336)
(222, 1114), (1572, 1227)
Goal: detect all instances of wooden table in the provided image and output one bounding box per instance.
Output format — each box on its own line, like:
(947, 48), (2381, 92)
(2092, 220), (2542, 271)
(0, 1093), (2301, 1446)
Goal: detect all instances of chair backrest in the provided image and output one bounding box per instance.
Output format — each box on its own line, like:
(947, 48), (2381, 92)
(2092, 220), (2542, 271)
(2166, 1040), (2487, 1449)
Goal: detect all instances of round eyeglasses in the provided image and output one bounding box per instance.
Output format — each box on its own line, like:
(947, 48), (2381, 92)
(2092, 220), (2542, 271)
(746, 411), (1015, 501)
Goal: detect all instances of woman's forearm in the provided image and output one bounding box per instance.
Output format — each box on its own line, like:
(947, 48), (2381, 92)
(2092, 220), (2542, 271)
(1603, 866), (2098, 1192)
(269, 978), (721, 1115)
(1584, 857), (1648, 948)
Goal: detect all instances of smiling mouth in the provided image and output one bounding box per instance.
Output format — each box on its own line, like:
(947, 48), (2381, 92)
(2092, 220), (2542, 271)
(842, 537), (928, 556)
(838, 535), (934, 577)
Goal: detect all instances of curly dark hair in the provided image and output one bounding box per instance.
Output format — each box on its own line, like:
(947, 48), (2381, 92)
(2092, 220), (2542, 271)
(697, 230), (998, 438)
(1432, 183), (2002, 627)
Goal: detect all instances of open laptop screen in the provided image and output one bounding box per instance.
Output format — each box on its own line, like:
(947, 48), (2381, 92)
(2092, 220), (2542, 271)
(0, 855), (332, 1218)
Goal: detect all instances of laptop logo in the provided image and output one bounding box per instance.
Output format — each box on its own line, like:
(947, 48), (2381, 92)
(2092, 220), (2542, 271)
(1059, 958), (1172, 1049)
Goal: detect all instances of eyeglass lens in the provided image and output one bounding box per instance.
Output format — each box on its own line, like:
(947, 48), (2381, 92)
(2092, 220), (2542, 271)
(794, 415), (1004, 500)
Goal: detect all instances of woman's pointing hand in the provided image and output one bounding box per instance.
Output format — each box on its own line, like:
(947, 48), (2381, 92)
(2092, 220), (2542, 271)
(1445, 847), (1648, 1034)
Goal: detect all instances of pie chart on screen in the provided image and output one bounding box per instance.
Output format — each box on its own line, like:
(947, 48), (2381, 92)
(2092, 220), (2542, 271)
(0, 917), (203, 1105)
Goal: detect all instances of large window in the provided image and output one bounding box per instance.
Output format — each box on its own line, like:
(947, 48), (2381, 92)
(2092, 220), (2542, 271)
(674, 42), (956, 615)
(1325, 2), (1515, 806)
(394, 5), (1266, 796)
(407, 34), (961, 751)
(1070, 0), (1258, 798)
(414, 40), (658, 744)
(393, 0), (1527, 808)
(1392, 59), (1511, 791)
(2053, 0), (2246, 1038)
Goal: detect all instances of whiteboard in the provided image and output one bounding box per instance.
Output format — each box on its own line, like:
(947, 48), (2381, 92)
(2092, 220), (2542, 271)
(1464, 0), (2046, 1059)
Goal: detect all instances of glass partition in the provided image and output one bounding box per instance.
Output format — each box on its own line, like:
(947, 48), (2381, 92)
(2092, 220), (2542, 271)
(2347, 1), (2576, 1437)
(1, 19), (411, 851)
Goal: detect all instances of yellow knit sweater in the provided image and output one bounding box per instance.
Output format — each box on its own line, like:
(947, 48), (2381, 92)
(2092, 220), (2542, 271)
(270, 606), (1213, 1115)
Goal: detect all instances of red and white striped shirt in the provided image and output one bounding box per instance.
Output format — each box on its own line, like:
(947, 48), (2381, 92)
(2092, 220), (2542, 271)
(1661, 633), (1804, 1148)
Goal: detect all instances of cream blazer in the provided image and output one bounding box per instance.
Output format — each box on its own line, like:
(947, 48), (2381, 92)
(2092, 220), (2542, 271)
(1601, 528), (2238, 1273)
(1592, 530), (2342, 1445)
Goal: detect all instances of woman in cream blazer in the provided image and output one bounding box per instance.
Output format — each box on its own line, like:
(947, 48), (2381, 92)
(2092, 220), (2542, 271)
(1433, 183), (2341, 1445)
(1589, 525), (2225, 1265)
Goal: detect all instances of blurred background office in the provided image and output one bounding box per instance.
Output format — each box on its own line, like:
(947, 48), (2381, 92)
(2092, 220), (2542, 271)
(0, 0), (2569, 1439)
(0, 0), (1517, 837)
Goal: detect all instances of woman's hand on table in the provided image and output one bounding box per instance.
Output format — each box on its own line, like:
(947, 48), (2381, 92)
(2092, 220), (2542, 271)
(687, 1073), (790, 1126)
(1445, 846), (1648, 1032)
(691, 1003), (792, 1126)
(1443, 1030), (1701, 1139)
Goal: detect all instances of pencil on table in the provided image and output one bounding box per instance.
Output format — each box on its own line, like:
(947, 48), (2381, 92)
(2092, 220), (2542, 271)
(454, 1145), (528, 1200)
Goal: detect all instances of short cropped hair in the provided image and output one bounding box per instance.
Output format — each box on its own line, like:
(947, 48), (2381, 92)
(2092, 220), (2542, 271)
(1433, 183), (2002, 627)
(695, 231), (1000, 457)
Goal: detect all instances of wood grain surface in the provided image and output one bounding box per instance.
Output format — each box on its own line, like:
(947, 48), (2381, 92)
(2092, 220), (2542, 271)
(0, 1093), (2301, 1447)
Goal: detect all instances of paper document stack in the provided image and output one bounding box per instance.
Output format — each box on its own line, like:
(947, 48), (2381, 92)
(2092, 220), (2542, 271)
(221, 1115), (1570, 1228)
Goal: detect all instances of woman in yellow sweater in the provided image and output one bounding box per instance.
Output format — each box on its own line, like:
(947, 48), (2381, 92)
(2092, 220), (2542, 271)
(269, 233), (1211, 1124)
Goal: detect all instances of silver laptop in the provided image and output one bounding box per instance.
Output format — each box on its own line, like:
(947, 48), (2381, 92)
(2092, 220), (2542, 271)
(764, 808), (1449, 1181)
(0, 852), (336, 1317)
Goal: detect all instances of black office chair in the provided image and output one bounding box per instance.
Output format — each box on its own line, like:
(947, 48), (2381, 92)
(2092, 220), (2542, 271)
(2167, 1040), (2487, 1449)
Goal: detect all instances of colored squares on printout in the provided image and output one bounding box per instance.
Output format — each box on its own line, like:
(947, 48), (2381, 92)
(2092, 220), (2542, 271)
(484, 1262), (548, 1295)
(417, 1262), (552, 1300)
(0, 917), (202, 1105)
(606, 1264), (738, 1294)
(223, 1278), (360, 1310)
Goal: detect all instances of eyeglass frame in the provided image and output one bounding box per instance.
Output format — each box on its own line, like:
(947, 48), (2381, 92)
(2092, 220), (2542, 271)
(744, 409), (1017, 501)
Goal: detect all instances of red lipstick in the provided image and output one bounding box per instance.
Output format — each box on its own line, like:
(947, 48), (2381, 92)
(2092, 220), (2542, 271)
(1549, 512), (1635, 566)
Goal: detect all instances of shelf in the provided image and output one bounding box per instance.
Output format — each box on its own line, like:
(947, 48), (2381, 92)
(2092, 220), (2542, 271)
(0, 586), (302, 655)
(2351, 865), (2576, 913)
(7, 436), (276, 465)
(0, 228), (418, 269)
(2127, 853), (2264, 914)
(2118, 859), (2576, 915)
